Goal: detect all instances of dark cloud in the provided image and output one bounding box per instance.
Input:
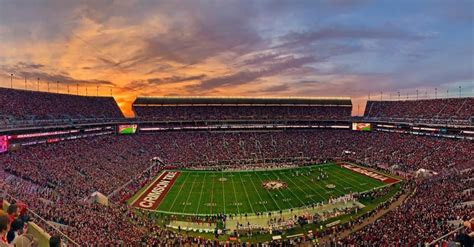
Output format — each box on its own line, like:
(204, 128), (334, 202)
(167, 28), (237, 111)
(275, 25), (435, 50)
(16, 62), (45, 69)
(238, 53), (281, 66)
(147, 74), (207, 84)
(298, 80), (321, 84)
(260, 84), (290, 93)
(196, 56), (316, 90)
(119, 1), (265, 67)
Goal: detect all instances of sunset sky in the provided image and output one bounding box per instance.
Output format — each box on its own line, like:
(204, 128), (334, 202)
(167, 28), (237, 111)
(0, 0), (473, 117)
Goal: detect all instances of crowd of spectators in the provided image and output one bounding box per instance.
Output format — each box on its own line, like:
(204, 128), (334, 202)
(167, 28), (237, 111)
(364, 97), (474, 124)
(0, 87), (123, 124)
(136, 130), (473, 173)
(0, 195), (47, 246)
(0, 129), (472, 245)
(134, 105), (351, 121)
(341, 169), (474, 246)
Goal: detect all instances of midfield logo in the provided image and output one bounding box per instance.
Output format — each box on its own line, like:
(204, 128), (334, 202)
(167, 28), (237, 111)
(262, 180), (288, 190)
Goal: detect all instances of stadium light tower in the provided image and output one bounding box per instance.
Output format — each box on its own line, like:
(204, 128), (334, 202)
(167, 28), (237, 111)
(24, 75), (27, 90)
(459, 86), (461, 98)
(416, 89), (419, 99)
(37, 78), (39, 91)
(48, 81), (50, 92)
(10, 73), (13, 88)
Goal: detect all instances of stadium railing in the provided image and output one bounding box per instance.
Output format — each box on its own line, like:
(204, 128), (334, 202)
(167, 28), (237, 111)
(1, 191), (80, 246)
(426, 225), (466, 247)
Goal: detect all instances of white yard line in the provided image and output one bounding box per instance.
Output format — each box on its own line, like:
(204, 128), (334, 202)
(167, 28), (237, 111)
(330, 168), (372, 192)
(252, 171), (283, 211)
(210, 174), (215, 215)
(295, 169), (331, 202)
(230, 176), (241, 215)
(244, 172), (271, 213)
(237, 172), (256, 214)
(278, 170), (318, 206)
(168, 172), (191, 212)
(220, 171), (227, 214)
(182, 174), (199, 213)
(195, 172), (207, 215)
(263, 171), (298, 209)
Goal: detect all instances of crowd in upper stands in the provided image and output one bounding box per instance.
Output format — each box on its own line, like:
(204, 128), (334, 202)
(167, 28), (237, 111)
(134, 105), (351, 121)
(365, 98), (474, 124)
(0, 129), (472, 245)
(0, 88), (123, 125)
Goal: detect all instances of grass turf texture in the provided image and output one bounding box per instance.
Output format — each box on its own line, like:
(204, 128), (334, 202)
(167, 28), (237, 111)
(132, 163), (391, 216)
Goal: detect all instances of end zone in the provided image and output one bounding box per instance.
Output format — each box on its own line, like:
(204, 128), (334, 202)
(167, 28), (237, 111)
(337, 162), (400, 184)
(130, 171), (180, 210)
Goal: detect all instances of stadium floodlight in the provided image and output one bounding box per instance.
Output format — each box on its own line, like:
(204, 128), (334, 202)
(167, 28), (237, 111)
(10, 73), (13, 88)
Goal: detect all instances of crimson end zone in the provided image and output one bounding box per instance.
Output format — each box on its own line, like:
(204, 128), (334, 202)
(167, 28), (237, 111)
(131, 171), (180, 210)
(337, 162), (400, 184)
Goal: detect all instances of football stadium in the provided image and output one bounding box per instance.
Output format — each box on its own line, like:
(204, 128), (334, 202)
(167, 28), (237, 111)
(0, 1), (473, 246)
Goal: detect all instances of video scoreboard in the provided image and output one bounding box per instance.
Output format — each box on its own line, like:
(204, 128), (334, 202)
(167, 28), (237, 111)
(352, 123), (372, 131)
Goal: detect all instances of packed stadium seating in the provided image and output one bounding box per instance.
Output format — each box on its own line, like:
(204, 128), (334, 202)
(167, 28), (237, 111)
(341, 169), (474, 245)
(0, 91), (473, 245)
(0, 129), (472, 245)
(134, 105), (351, 121)
(133, 96), (352, 121)
(364, 98), (474, 124)
(137, 130), (473, 173)
(0, 88), (123, 125)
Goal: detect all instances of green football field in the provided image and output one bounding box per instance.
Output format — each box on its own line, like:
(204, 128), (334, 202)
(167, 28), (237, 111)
(133, 163), (392, 216)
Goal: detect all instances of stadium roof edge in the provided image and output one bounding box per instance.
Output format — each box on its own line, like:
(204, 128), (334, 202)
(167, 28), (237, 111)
(133, 96), (352, 106)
